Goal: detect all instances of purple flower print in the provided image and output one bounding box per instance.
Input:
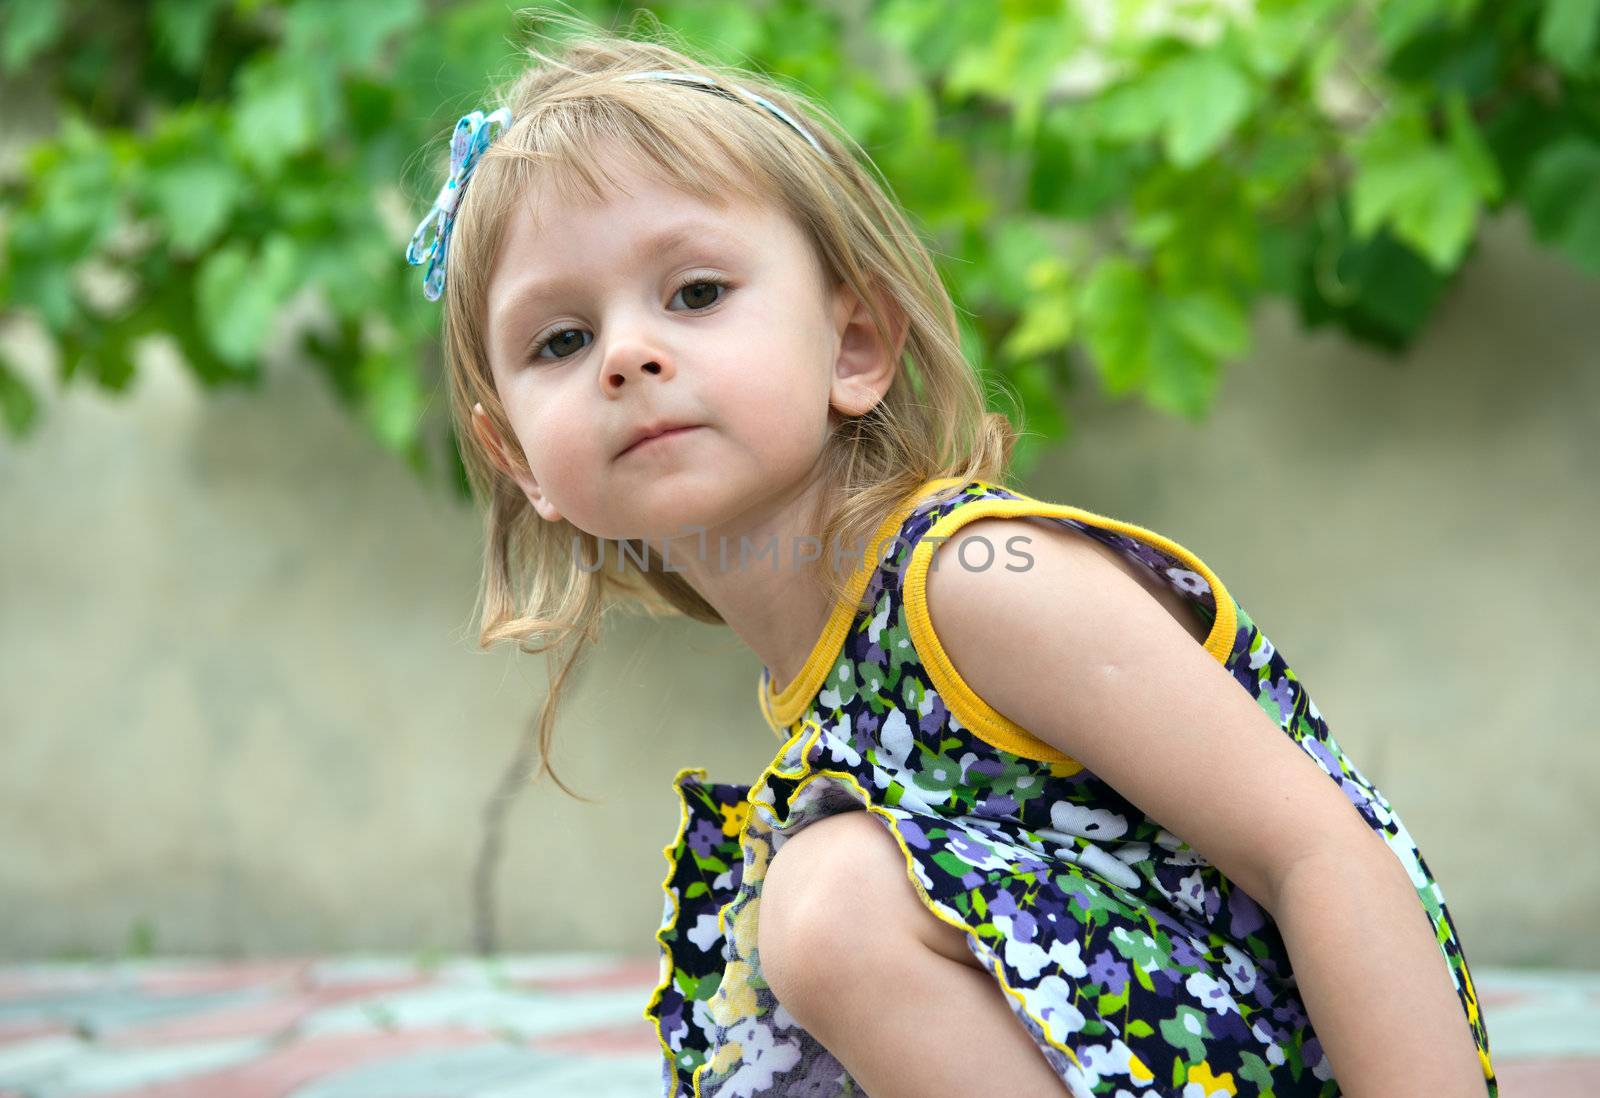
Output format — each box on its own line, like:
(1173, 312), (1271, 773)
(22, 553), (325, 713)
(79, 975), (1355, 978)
(864, 642), (886, 667)
(1207, 1007), (1253, 1043)
(658, 995), (687, 1049)
(1087, 948), (1128, 995)
(785, 1051), (853, 1098)
(1009, 909), (1041, 943)
(976, 792), (1018, 818)
(1264, 673), (1296, 726)
(1227, 883), (1267, 938)
(897, 818), (932, 851)
(853, 711), (881, 754)
(918, 693), (949, 736)
(687, 817), (723, 858)
(1152, 967), (1182, 996)
(948, 832), (994, 864)
(1302, 735), (1341, 777)
(989, 887), (1021, 917)
(1340, 776), (1371, 812)
(1170, 936), (1204, 968)
(987, 888), (1040, 943)
(1271, 998), (1309, 1030)
(968, 757), (1005, 779)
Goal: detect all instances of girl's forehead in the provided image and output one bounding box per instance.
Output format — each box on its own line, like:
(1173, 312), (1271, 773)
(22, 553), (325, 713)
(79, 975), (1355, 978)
(500, 165), (814, 280)
(486, 153), (825, 321)
(515, 145), (769, 234)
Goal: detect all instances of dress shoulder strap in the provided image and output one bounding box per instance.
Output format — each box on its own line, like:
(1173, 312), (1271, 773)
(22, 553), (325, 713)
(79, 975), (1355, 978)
(892, 478), (1244, 763)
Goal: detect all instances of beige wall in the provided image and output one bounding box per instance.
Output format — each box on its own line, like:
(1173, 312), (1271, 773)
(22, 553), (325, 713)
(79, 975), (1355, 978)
(1, 211), (1595, 967)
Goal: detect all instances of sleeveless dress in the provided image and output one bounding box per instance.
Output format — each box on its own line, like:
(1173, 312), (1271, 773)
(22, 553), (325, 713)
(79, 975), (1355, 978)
(642, 476), (1497, 1098)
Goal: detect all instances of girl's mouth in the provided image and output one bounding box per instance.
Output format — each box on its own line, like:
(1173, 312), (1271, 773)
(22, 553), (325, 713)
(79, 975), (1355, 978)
(619, 425), (701, 457)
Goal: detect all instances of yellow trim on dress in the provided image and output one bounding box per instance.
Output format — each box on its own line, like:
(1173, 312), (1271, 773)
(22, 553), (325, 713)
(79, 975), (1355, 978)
(902, 483), (1240, 767)
(642, 764), (706, 1047)
(760, 475), (971, 733)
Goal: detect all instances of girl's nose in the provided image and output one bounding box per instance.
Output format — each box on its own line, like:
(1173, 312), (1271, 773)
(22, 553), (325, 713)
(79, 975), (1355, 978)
(600, 340), (675, 393)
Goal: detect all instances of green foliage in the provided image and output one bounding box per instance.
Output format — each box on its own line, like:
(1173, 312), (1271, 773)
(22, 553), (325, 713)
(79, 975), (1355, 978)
(1, 0), (1597, 482)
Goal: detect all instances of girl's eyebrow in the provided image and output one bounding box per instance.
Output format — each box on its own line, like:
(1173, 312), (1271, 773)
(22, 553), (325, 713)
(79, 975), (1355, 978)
(500, 218), (739, 316)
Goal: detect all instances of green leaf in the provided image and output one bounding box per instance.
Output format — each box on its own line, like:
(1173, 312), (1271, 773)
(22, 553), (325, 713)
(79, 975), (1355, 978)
(34, 118), (123, 252)
(1537, 0), (1600, 74)
(0, 354), (41, 436)
(358, 349), (427, 454)
(1127, 1018), (1155, 1038)
(1351, 110), (1480, 270)
(228, 55), (336, 174)
(1147, 313), (1219, 420)
(1095, 53), (1257, 167)
(1373, 0), (1478, 56)
(195, 235), (301, 368)
(1165, 293), (1250, 360)
(151, 0), (228, 75)
(1521, 139), (1600, 276)
(144, 155), (243, 255)
(1231, 6), (1326, 79)
(1079, 258), (1149, 394)
(3, 218), (77, 334)
(1001, 301), (1074, 361)
(0, 0), (63, 73)
(1009, 359), (1067, 440)
(1387, 166), (1475, 270)
(1161, 54), (1254, 169)
(685, 881), (708, 899)
(1294, 211), (1452, 350)
(1026, 113), (1149, 220)
(999, 258), (1075, 360)
(1443, 91), (1503, 202)
(282, 0), (424, 70)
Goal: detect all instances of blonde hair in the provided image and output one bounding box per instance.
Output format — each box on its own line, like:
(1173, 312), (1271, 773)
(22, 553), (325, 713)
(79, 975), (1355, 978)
(428, 9), (1021, 799)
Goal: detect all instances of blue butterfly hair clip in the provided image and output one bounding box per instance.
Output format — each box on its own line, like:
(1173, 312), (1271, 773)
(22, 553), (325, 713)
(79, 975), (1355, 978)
(405, 107), (513, 302)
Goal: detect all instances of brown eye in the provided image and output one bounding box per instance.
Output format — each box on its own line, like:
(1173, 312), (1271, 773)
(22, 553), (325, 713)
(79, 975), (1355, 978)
(672, 279), (728, 311)
(529, 328), (592, 361)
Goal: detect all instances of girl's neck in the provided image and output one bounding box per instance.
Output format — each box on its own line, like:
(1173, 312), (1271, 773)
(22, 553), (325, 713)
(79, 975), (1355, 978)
(649, 472), (839, 696)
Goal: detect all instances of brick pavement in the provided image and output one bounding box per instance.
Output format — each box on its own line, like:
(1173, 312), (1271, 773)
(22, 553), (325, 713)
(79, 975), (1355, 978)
(0, 956), (1591, 1096)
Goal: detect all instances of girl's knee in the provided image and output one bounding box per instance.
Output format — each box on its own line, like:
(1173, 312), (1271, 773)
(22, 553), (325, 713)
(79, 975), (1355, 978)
(757, 811), (889, 1002)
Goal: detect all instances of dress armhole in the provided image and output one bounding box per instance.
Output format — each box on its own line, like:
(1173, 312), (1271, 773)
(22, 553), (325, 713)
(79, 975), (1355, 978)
(902, 495), (1240, 767)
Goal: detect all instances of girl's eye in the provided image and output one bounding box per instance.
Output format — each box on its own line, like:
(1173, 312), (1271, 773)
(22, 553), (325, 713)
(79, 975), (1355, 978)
(671, 278), (728, 311)
(530, 329), (592, 360)
(526, 277), (732, 363)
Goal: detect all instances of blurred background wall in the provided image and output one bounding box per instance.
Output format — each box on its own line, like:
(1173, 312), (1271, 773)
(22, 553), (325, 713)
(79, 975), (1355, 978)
(3, 208), (1595, 967)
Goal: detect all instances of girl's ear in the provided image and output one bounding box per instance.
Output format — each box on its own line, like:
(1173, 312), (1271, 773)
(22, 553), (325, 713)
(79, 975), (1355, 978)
(470, 402), (564, 523)
(827, 280), (906, 419)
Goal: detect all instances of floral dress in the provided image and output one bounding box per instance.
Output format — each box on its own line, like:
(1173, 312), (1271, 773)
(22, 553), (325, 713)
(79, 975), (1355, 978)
(642, 476), (1496, 1098)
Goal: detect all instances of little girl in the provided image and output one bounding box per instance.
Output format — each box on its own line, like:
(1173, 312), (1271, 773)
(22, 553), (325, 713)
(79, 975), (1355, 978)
(404, 20), (1497, 1098)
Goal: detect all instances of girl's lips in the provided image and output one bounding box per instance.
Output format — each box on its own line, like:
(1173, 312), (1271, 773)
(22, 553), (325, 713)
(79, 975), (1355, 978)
(619, 425), (701, 457)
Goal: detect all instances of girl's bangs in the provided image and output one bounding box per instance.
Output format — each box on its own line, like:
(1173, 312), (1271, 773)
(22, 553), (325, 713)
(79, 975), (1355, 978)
(505, 93), (777, 220)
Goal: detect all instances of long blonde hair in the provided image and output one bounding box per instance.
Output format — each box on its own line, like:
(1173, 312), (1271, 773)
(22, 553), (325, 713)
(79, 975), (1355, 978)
(427, 10), (1021, 799)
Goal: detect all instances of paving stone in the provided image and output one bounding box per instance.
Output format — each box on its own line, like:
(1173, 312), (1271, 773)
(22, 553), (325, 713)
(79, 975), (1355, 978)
(0, 955), (1586, 1098)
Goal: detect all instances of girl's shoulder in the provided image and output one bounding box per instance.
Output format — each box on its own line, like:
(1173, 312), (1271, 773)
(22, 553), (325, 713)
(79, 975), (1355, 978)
(892, 478), (1238, 669)
(866, 477), (1241, 764)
